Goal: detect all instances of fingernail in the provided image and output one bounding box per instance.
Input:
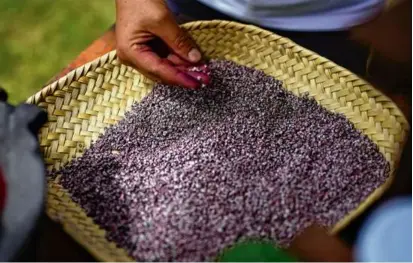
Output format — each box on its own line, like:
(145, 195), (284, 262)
(188, 48), (201, 63)
(186, 71), (210, 85)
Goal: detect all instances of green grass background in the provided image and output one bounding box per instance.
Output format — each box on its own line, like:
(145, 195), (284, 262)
(0, 0), (115, 103)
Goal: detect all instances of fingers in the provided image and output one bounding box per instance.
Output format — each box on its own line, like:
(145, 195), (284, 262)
(167, 54), (211, 84)
(153, 15), (202, 63)
(185, 71), (210, 85)
(167, 53), (192, 66)
(126, 44), (201, 89)
(115, 0), (208, 88)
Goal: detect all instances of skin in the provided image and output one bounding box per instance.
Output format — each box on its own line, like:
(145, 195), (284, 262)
(115, 0), (207, 89)
(116, 0), (410, 88)
(351, 0), (411, 63)
(288, 225), (353, 262)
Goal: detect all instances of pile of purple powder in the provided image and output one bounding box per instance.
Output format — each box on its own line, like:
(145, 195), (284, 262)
(54, 60), (389, 261)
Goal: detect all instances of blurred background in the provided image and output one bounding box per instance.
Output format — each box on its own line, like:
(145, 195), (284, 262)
(0, 0), (115, 103)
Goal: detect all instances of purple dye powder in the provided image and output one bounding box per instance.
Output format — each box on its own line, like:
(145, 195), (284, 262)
(54, 60), (389, 261)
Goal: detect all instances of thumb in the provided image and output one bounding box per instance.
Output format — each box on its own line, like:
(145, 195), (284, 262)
(154, 17), (202, 63)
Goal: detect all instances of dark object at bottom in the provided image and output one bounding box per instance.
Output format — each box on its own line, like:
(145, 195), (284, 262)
(218, 241), (297, 262)
(0, 87), (7, 102)
(0, 89), (47, 261)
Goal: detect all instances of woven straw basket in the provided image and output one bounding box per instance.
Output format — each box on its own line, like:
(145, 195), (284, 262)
(27, 20), (409, 261)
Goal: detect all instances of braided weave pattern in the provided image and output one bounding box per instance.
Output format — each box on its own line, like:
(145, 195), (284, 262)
(27, 21), (409, 261)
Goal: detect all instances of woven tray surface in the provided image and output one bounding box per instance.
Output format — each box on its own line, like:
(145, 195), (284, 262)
(27, 20), (409, 262)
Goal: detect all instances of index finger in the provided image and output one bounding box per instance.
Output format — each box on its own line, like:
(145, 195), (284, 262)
(129, 44), (201, 89)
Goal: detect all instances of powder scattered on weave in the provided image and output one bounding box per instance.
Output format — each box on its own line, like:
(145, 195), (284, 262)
(55, 60), (389, 261)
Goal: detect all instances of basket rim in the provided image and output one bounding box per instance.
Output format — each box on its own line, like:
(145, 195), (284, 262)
(27, 20), (410, 126)
(28, 19), (410, 261)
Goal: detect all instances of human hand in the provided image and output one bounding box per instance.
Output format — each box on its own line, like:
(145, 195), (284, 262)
(115, 0), (210, 89)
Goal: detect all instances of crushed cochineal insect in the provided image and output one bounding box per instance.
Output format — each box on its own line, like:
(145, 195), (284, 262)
(53, 60), (389, 261)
